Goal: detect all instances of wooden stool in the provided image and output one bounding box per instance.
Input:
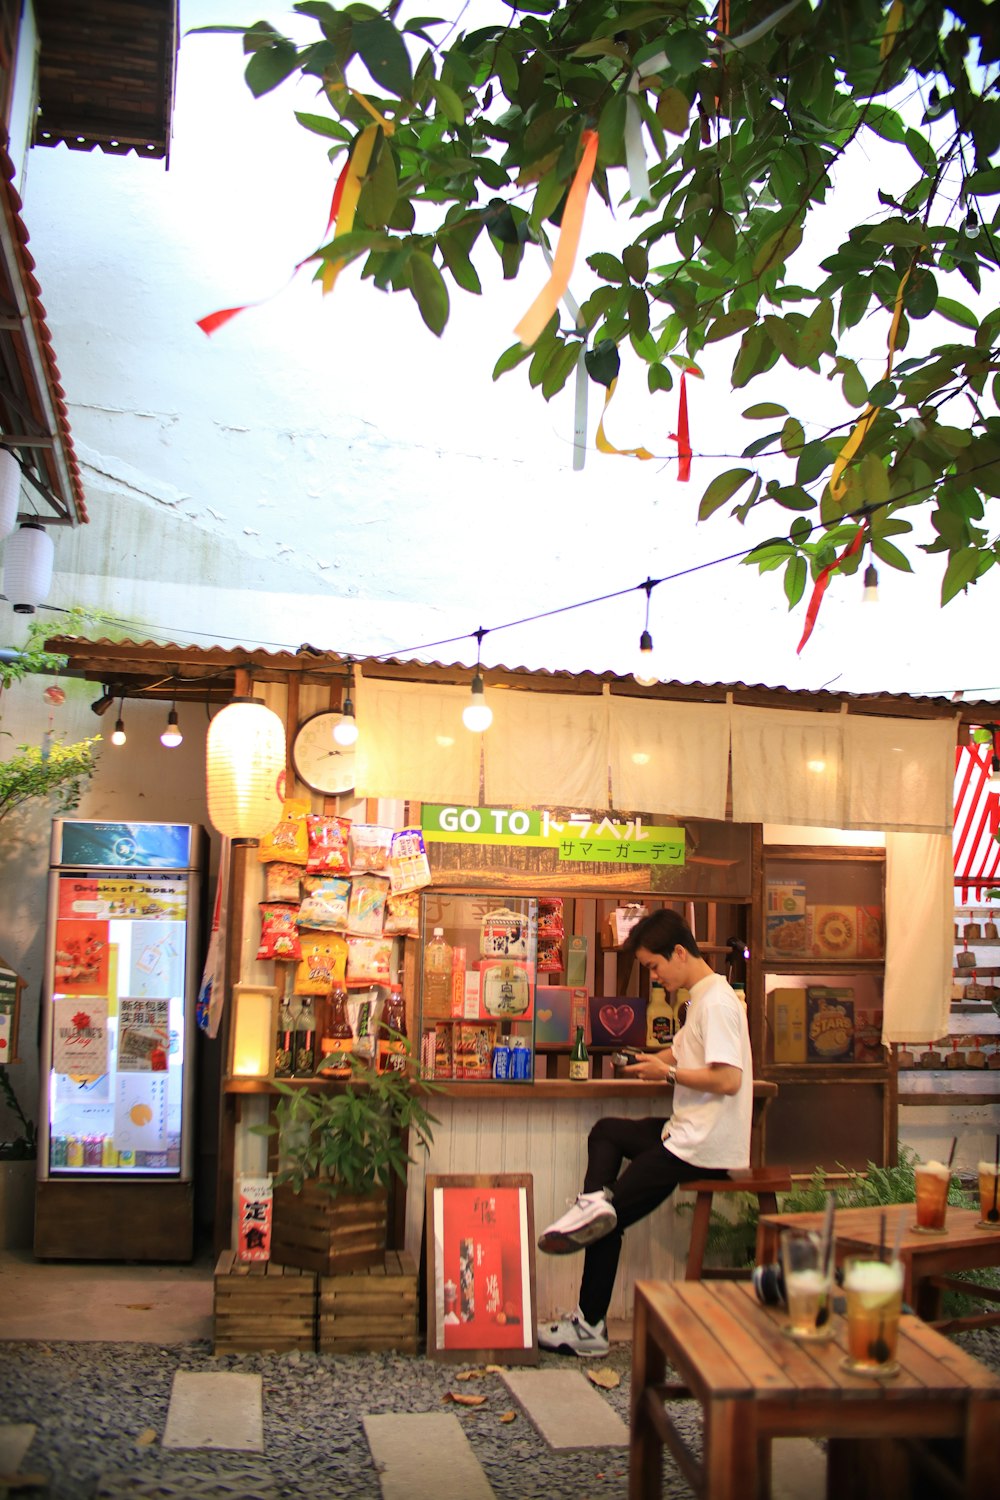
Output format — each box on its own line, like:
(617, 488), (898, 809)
(683, 1167), (792, 1281)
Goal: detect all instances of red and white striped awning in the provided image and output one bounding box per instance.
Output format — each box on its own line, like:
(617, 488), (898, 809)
(953, 743), (1000, 899)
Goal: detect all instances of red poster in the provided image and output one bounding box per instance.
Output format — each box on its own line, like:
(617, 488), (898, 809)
(432, 1184), (530, 1352)
(54, 919), (111, 995)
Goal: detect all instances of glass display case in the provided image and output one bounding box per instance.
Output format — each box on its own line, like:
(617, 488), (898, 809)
(418, 893), (537, 1082)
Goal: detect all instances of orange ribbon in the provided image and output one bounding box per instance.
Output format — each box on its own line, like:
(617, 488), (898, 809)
(515, 129), (599, 348)
(797, 523), (867, 654)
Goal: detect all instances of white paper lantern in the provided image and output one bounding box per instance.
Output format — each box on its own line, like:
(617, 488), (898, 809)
(0, 449), (20, 540)
(3, 521), (54, 613)
(206, 696), (286, 840)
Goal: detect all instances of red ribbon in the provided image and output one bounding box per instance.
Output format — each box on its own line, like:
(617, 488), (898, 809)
(796, 523), (866, 654)
(668, 369), (693, 482)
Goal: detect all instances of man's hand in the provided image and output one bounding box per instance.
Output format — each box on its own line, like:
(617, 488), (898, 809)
(624, 1049), (675, 1081)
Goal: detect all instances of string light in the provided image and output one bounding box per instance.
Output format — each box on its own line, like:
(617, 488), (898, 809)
(160, 703), (183, 748)
(634, 578), (659, 685)
(462, 627), (493, 732)
(862, 562), (879, 604)
(111, 696), (127, 747)
(333, 657), (359, 745)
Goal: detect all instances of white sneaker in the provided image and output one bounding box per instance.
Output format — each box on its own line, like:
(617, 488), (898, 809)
(538, 1306), (610, 1358)
(537, 1189), (617, 1254)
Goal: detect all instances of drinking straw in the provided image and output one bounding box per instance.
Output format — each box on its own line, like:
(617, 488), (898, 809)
(947, 1136), (957, 1170)
(819, 1190), (836, 1278)
(891, 1205), (907, 1263)
(878, 1211), (887, 1263)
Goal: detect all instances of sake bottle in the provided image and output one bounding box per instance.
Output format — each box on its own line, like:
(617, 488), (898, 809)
(569, 1025), (590, 1081)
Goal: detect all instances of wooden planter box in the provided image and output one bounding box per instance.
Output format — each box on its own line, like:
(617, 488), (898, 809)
(271, 1182), (388, 1276)
(319, 1249), (419, 1354)
(213, 1250), (316, 1353)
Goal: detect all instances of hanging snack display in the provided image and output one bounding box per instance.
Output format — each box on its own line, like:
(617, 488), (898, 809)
(256, 904), (302, 961)
(347, 874), (389, 937)
(305, 813), (352, 875)
(388, 828), (432, 893)
(265, 861), (303, 903)
(295, 933), (348, 995)
(348, 824), (394, 872)
(257, 800), (310, 865)
(297, 876), (350, 931)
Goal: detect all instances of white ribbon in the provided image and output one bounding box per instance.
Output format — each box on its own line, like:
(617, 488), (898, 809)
(625, 81), (651, 204)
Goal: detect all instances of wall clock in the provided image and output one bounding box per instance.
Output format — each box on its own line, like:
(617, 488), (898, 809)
(291, 711), (356, 795)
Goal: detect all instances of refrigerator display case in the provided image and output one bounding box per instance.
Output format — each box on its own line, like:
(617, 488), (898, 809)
(35, 819), (208, 1260)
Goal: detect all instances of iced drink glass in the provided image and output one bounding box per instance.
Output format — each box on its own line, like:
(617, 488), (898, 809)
(780, 1228), (831, 1339)
(843, 1257), (904, 1375)
(977, 1160), (1000, 1226)
(914, 1160), (951, 1230)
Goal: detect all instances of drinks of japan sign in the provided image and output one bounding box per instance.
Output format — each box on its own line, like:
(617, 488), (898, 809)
(421, 806), (685, 866)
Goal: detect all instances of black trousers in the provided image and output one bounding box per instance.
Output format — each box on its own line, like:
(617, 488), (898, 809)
(577, 1115), (728, 1326)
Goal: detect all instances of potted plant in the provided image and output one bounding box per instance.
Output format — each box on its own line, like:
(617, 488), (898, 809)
(254, 1051), (438, 1275)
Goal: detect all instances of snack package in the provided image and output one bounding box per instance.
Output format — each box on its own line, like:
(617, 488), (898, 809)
(294, 933), (347, 995)
(349, 824), (394, 873)
(256, 904), (302, 961)
(265, 862), (302, 904)
(257, 800), (310, 866)
(297, 876), (350, 931)
(346, 936), (392, 987)
(347, 873), (389, 937)
(384, 891), (420, 937)
(536, 935), (564, 972)
(346, 989), (384, 1063)
(388, 827), (432, 893)
(537, 898), (565, 939)
(306, 814), (352, 876)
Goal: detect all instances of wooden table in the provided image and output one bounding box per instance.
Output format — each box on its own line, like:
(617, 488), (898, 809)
(630, 1279), (1000, 1500)
(756, 1205), (1000, 1332)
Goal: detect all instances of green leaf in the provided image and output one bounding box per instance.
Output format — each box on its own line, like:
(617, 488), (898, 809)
(439, 232), (482, 294)
(430, 79), (465, 125)
(698, 467), (754, 521)
(622, 244), (649, 283)
(294, 111), (352, 141)
(935, 297), (979, 331)
(705, 309), (755, 343)
(245, 42), (300, 98)
(780, 417), (805, 456)
(870, 537), (912, 572)
(841, 361), (868, 407)
(596, 93), (628, 167)
(742, 402), (788, 420)
(784, 554), (807, 609)
(751, 221), (802, 280)
(656, 88), (690, 137)
(941, 547), (981, 604)
(408, 252), (449, 335)
(585, 340), (620, 387)
(965, 165), (1000, 196)
(628, 287), (650, 340)
(352, 17), (412, 98)
(587, 252), (627, 284)
(705, 211), (737, 263)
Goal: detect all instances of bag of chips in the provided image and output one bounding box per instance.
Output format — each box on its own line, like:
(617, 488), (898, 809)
(384, 891), (420, 937)
(347, 874), (389, 937)
(388, 827), (432, 893)
(348, 824), (394, 873)
(346, 936), (392, 987)
(306, 814), (352, 875)
(265, 862), (302, 904)
(294, 933), (348, 995)
(536, 935), (564, 972)
(257, 904), (302, 961)
(537, 898), (565, 939)
(297, 876), (350, 931)
(258, 800), (310, 866)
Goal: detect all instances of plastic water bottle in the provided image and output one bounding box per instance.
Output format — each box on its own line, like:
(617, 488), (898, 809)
(423, 927), (453, 1012)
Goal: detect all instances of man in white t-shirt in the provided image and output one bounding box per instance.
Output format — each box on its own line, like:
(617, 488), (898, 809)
(537, 909), (753, 1358)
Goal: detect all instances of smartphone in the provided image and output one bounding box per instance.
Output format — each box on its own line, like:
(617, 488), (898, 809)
(611, 1046), (642, 1067)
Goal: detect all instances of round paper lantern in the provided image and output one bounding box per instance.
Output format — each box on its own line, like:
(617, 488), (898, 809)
(0, 449), (20, 540)
(3, 521), (54, 613)
(206, 696), (286, 841)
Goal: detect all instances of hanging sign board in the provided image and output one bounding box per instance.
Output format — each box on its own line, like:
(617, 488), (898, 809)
(421, 805), (685, 866)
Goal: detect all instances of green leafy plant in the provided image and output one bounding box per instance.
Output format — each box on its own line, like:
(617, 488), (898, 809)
(0, 1064), (37, 1160)
(0, 737), (100, 826)
(252, 1051), (439, 1198)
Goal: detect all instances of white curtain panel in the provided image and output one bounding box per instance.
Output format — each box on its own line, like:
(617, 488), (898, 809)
(883, 831), (953, 1043)
(484, 686), (609, 807)
(353, 673), (481, 803)
(842, 714), (956, 834)
(731, 705), (846, 828)
(609, 695), (731, 818)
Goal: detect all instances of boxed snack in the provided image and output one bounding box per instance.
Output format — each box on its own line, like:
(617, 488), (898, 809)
(478, 958), (534, 1020)
(534, 986), (590, 1046)
(856, 906), (884, 959)
(806, 987), (855, 1062)
(565, 934), (588, 987)
(388, 827), (432, 893)
(434, 1021), (498, 1080)
(764, 879), (806, 958)
(588, 995), (647, 1049)
(770, 987), (806, 1064)
(808, 905), (857, 959)
(854, 1008), (884, 1062)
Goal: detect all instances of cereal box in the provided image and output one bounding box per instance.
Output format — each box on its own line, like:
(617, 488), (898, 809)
(854, 1009), (884, 1063)
(765, 879), (806, 957)
(770, 988), (806, 1064)
(806, 988), (855, 1062)
(808, 906), (858, 959)
(856, 906), (884, 959)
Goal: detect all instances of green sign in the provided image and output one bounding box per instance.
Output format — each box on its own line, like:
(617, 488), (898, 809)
(420, 805), (685, 866)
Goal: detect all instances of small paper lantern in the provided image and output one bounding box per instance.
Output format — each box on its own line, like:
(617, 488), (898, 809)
(0, 449), (20, 539)
(206, 696), (286, 841)
(3, 521), (54, 613)
(229, 984), (278, 1078)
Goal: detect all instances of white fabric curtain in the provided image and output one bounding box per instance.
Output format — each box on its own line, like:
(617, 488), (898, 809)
(484, 687), (609, 807)
(883, 831), (953, 1043)
(353, 673), (481, 804)
(842, 715), (955, 834)
(731, 706), (845, 828)
(608, 696), (730, 819)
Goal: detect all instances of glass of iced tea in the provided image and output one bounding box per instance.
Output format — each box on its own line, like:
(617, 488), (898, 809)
(913, 1159), (951, 1231)
(843, 1256), (904, 1377)
(779, 1228), (832, 1340)
(977, 1160), (1000, 1227)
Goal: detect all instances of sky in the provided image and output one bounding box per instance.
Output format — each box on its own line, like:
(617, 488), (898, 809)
(16, 0), (1000, 700)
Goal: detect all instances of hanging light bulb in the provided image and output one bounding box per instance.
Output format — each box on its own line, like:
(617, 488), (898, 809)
(633, 578), (659, 685)
(3, 521), (54, 613)
(0, 448), (20, 540)
(462, 627), (493, 732)
(964, 207), (981, 240)
(111, 697), (127, 747)
(925, 85), (942, 120)
(862, 562), (879, 604)
(160, 704), (183, 748)
(333, 660), (359, 745)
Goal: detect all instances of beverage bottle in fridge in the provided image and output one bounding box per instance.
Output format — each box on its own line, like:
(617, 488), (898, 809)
(293, 997), (317, 1076)
(274, 995), (294, 1078)
(569, 1025), (590, 1080)
(423, 927), (453, 1013)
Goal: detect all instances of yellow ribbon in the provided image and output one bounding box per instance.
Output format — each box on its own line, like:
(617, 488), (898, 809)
(595, 377), (655, 460)
(515, 129), (599, 348)
(880, 0), (904, 61)
(320, 124), (379, 295)
(829, 262), (913, 502)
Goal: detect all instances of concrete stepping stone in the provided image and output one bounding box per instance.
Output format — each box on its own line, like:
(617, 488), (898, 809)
(500, 1368), (628, 1449)
(363, 1412), (496, 1500)
(162, 1372), (263, 1452)
(0, 1423), (36, 1475)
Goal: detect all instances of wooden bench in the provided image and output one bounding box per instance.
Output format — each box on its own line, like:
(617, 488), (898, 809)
(682, 1166), (792, 1281)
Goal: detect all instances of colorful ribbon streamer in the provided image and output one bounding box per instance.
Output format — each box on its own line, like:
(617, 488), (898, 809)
(320, 124), (380, 295)
(515, 129), (599, 348)
(595, 377), (654, 460)
(668, 370), (693, 482)
(796, 523), (866, 654)
(829, 263), (913, 502)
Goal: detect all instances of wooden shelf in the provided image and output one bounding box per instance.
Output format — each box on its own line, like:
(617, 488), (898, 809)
(763, 958), (885, 972)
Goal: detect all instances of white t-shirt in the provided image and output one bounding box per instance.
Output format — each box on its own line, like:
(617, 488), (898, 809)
(662, 972), (753, 1168)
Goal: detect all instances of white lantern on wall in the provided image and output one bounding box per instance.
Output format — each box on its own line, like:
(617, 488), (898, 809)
(0, 449), (20, 539)
(206, 696), (286, 841)
(3, 521), (54, 613)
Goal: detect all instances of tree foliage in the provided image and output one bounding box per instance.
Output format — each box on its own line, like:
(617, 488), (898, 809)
(210, 1), (1000, 613)
(0, 738), (100, 825)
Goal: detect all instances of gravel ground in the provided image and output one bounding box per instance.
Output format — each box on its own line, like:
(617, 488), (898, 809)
(2, 1327), (998, 1500)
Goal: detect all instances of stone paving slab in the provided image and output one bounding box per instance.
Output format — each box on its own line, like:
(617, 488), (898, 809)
(0, 1422), (36, 1476)
(499, 1368), (629, 1449)
(363, 1412), (496, 1500)
(162, 1373), (263, 1452)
